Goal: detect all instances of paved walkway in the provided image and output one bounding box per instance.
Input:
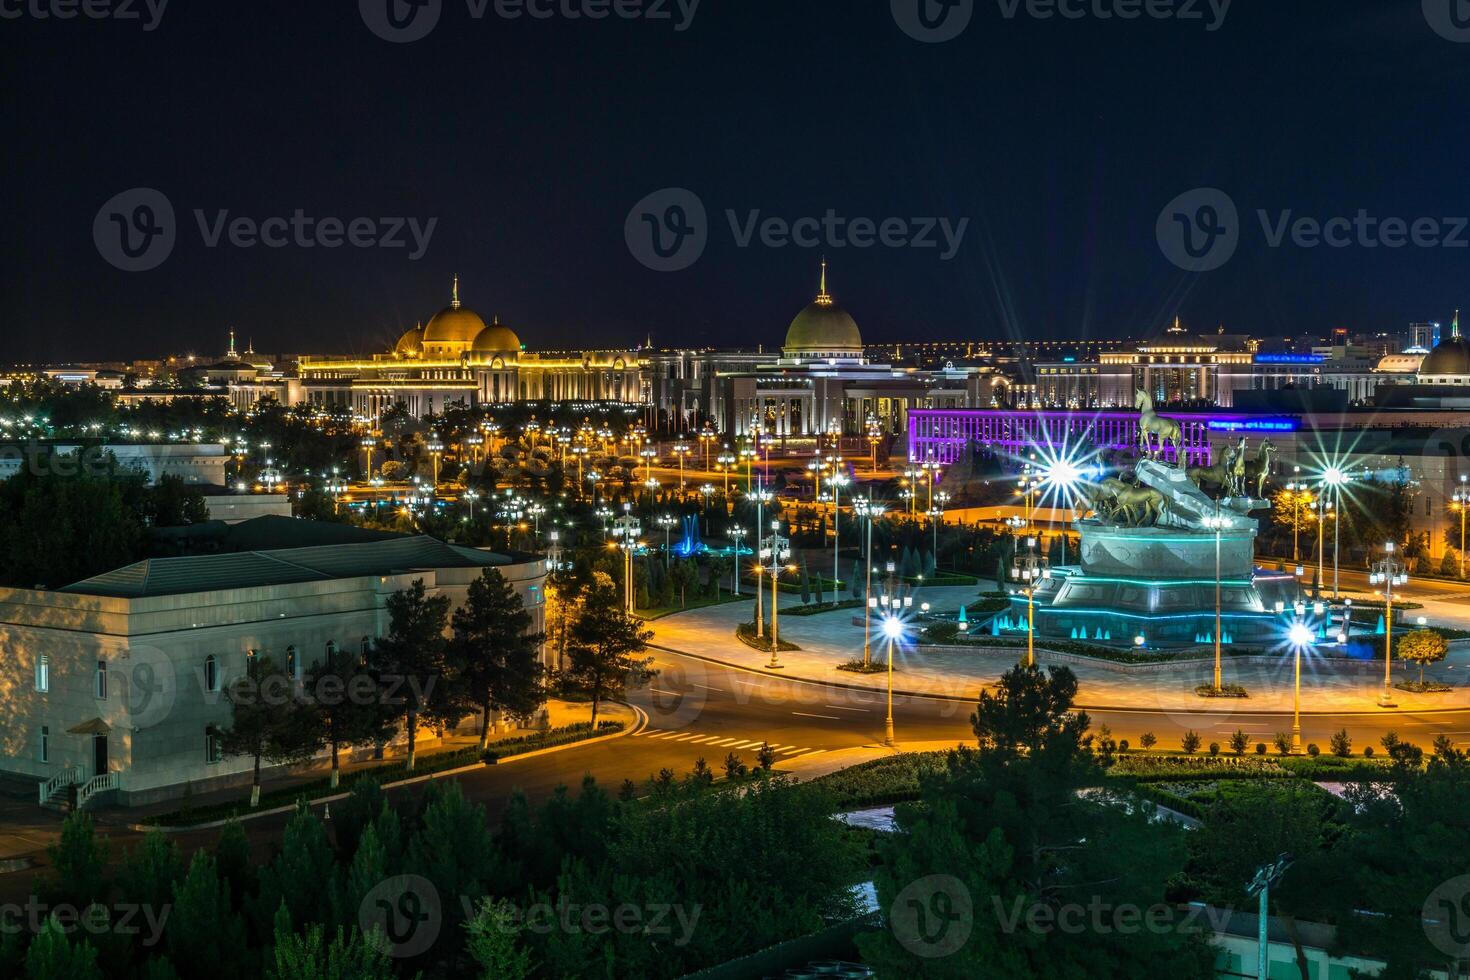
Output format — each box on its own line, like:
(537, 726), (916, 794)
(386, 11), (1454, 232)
(649, 586), (1470, 715)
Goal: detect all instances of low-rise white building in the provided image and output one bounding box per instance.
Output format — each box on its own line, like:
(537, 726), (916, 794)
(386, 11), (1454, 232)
(0, 528), (546, 807)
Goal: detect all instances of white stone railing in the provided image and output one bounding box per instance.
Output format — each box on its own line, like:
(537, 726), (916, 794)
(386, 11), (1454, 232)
(38, 766), (80, 805)
(77, 772), (119, 809)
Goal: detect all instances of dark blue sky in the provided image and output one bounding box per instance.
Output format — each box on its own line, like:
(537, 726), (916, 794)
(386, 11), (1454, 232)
(2, 0), (1467, 363)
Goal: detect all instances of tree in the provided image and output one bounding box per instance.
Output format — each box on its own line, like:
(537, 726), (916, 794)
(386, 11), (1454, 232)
(564, 587), (655, 726)
(221, 654), (317, 806)
(302, 646), (396, 788)
(24, 915), (102, 980)
(1229, 729), (1249, 756)
(266, 915), (397, 980)
(1181, 730), (1202, 754)
(1329, 728), (1352, 757)
(43, 811), (106, 909)
(1139, 731), (1157, 751)
(168, 851), (248, 980)
(448, 568), (547, 750)
(370, 579), (452, 770)
(1397, 629), (1449, 687)
(465, 898), (534, 980)
(117, 828), (183, 912)
(860, 665), (1213, 977)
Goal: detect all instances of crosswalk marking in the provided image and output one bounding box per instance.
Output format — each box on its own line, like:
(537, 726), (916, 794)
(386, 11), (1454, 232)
(632, 729), (829, 758)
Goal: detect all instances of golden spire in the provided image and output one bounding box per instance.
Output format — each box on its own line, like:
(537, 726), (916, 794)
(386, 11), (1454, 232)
(1455, 309), (1461, 339)
(451, 275), (461, 310)
(227, 328), (236, 358)
(816, 256), (832, 306)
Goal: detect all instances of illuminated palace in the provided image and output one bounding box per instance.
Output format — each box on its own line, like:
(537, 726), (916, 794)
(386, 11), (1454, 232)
(292, 278), (648, 418)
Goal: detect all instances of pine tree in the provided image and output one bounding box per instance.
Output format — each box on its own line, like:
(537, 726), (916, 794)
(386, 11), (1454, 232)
(43, 811), (107, 910)
(303, 646), (396, 789)
(564, 587), (655, 726)
(447, 568), (548, 750)
(168, 852), (247, 980)
(23, 915), (102, 980)
(369, 578), (452, 771)
(221, 654), (317, 806)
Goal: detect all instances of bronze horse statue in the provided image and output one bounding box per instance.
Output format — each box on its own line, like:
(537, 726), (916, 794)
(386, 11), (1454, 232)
(1187, 438), (1245, 496)
(1243, 438), (1276, 499)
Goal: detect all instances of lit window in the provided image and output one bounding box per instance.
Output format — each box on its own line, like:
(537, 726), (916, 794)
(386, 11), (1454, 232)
(34, 654), (48, 693)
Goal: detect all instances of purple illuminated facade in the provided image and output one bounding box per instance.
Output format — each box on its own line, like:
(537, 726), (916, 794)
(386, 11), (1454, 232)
(907, 408), (1215, 466)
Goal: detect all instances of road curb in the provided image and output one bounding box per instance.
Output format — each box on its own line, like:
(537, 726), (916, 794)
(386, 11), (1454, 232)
(126, 706), (642, 834)
(649, 643), (1470, 718)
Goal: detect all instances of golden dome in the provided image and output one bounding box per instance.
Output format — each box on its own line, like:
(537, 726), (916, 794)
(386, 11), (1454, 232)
(422, 276), (488, 347)
(783, 260), (863, 356)
(394, 323), (424, 355)
(472, 316), (521, 352)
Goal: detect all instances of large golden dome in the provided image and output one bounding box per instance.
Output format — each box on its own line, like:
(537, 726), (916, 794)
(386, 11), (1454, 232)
(422, 277), (488, 347)
(472, 316), (521, 352)
(783, 261), (863, 357)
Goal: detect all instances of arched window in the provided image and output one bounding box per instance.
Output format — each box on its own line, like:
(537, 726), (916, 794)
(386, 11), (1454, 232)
(245, 649), (258, 680)
(286, 646), (299, 681)
(325, 640), (338, 662)
(204, 655), (219, 693)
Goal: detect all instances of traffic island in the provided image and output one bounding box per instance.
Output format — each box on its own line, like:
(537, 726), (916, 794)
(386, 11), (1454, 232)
(735, 621), (801, 652)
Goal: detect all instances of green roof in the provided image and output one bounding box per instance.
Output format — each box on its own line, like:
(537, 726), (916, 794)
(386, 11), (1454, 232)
(60, 535), (521, 599)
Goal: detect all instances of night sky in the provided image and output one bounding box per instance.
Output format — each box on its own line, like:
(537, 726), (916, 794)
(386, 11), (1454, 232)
(2, 0), (1467, 364)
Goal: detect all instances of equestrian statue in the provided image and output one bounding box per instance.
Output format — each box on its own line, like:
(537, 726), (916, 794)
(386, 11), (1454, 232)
(1134, 389), (1184, 467)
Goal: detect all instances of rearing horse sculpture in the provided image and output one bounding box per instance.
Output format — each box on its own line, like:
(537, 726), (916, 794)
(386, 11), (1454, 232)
(1134, 389), (1185, 467)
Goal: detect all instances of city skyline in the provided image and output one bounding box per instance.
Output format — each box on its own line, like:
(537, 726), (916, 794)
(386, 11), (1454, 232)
(5, 1), (1470, 363)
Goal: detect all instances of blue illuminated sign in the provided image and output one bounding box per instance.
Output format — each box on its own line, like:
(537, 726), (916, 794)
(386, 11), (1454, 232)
(1207, 419), (1298, 433)
(1254, 354), (1324, 365)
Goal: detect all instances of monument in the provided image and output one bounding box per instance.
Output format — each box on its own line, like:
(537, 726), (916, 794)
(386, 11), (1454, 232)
(1020, 411), (1299, 648)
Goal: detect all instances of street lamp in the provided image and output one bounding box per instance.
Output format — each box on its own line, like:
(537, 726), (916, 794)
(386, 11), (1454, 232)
(728, 524), (745, 596)
(426, 437), (445, 486)
(1452, 474), (1470, 578)
(1321, 467), (1349, 598)
(760, 521), (791, 667)
(1202, 511), (1230, 694)
(750, 485), (774, 636)
(1369, 541), (1407, 708)
(881, 614), (905, 747)
(855, 497), (886, 668)
(463, 487), (480, 522)
(656, 513), (677, 567)
(1012, 535), (1048, 669)
(1287, 614), (1314, 755)
(361, 436), (377, 479)
(829, 467), (848, 599)
(672, 441), (691, 491)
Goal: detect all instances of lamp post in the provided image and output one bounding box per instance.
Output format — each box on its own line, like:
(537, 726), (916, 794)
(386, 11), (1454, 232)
(699, 426), (715, 471)
(672, 441), (691, 493)
(656, 513), (677, 567)
(426, 437), (444, 486)
(903, 465), (921, 518)
(751, 486), (773, 636)
(739, 445), (757, 492)
(640, 447), (657, 485)
(699, 483), (715, 533)
(361, 436), (376, 479)
(728, 525), (745, 596)
(1284, 473), (1312, 564)
(882, 614), (904, 747)
(1322, 467), (1348, 598)
(1247, 855), (1294, 980)
(612, 512), (642, 615)
(760, 521), (791, 667)
(1287, 612), (1313, 754)
(1453, 474), (1470, 578)
(717, 451), (735, 494)
(1010, 524), (1047, 669)
(855, 497), (886, 668)
(830, 467), (848, 597)
(866, 413), (881, 473)
(463, 488), (479, 522)
(1203, 511), (1229, 694)
(1369, 541), (1407, 708)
